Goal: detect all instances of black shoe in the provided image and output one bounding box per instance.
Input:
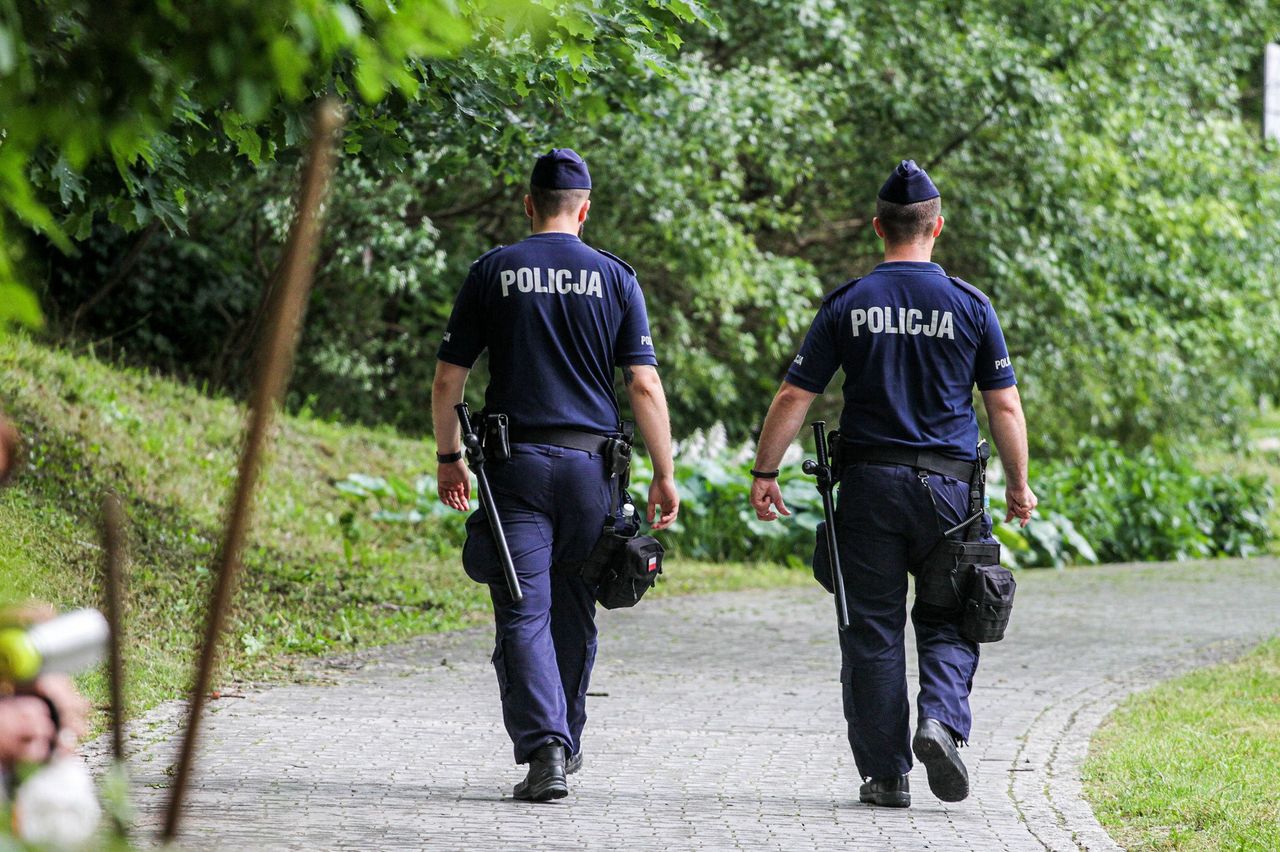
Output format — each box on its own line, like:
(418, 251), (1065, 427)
(859, 774), (911, 808)
(912, 718), (969, 802)
(512, 743), (568, 802)
(566, 750), (583, 776)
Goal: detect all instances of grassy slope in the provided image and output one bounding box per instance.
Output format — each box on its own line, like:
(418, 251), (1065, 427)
(1084, 638), (1280, 850)
(0, 336), (805, 720)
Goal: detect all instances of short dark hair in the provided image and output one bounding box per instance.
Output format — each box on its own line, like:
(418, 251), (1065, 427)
(529, 185), (590, 218)
(875, 196), (941, 244)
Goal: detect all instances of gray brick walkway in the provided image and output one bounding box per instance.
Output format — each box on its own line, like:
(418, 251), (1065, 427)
(97, 558), (1280, 850)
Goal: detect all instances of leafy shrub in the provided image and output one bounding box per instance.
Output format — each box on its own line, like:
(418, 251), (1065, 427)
(1021, 439), (1273, 563)
(334, 473), (466, 563)
(337, 434), (1273, 570)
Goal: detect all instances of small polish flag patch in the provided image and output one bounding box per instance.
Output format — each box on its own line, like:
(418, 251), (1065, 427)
(647, 556), (659, 573)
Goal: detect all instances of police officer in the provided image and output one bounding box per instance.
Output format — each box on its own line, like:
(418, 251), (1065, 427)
(748, 160), (1036, 808)
(432, 148), (680, 802)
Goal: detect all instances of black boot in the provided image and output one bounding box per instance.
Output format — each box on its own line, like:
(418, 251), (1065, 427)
(565, 750), (583, 776)
(859, 774), (910, 807)
(912, 717), (969, 802)
(513, 743), (568, 802)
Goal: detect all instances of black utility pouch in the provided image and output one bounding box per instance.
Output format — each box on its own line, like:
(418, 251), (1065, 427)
(915, 539), (1000, 612)
(960, 563), (1016, 643)
(482, 413), (511, 462)
(579, 529), (664, 609)
(812, 521), (835, 594)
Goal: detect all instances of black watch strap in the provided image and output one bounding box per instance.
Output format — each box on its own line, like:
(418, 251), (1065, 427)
(751, 468), (780, 479)
(437, 451), (464, 464)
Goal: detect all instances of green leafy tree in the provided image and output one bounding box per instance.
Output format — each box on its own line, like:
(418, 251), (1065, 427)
(32, 0), (1280, 454)
(3, 0), (707, 332)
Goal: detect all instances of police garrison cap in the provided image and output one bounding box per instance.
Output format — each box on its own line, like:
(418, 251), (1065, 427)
(531, 148), (592, 190)
(878, 159), (940, 204)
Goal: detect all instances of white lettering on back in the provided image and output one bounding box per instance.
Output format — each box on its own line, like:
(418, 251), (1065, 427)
(499, 268), (605, 299)
(849, 306), (956, 340)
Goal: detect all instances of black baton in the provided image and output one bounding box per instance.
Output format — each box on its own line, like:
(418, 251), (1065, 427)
(802, 421), (851, 631)
(456, 403), (523, 603)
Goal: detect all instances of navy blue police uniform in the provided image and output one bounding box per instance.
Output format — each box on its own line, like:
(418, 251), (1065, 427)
(437, 149), (657, 769)
(784, 161), (1016, 783)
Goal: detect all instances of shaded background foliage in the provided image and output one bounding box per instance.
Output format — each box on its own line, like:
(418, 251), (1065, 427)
(14, 0), (1280, 458)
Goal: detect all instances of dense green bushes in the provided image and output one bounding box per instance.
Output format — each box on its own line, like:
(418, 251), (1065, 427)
(337, 436), (1274, 569)
(1027, 439), (1273, 563)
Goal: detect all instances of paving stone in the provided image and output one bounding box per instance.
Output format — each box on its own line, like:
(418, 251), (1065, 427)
(87, 558), (1280, 850)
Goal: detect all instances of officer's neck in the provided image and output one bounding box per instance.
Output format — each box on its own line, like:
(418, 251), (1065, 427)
(881, 240), (934, 263)
(530, 218), (582, 237)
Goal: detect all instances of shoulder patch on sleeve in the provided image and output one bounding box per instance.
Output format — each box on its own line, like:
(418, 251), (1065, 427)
(593, 248), (637, 278)
(470, 245), (505, 266)
(947, 275), (991, 304)
(821, 277), (862, 304)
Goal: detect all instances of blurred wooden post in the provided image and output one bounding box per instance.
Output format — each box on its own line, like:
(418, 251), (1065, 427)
(101, 493), (127, 764)
(161, 98), (345, 843)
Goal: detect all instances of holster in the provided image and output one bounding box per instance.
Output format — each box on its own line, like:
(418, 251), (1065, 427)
(913, 441), (1016, 643)
(828, 429), (843, 471)
(556, 425), (662, 608)
(604, 422), (634, 486)
(481, 412), (511, 462)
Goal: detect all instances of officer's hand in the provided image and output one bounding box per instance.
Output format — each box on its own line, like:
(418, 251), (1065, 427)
(750, 478), (790, 521)
(437, 460), (471, 511)
(1005, 484), (1037, 528)
(647, 475), (679, 531)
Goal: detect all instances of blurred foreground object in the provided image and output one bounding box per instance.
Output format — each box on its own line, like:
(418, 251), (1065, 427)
(10, 757), (101, 847)
(0, 416), (17, 486)
(163, 97), (345, 842)
(1, 608), (104, 845)
(0, 609), (109, 684)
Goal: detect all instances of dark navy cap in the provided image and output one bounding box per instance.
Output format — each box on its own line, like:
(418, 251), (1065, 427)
(531, 148), (592, 190)
(878, 159), (940, 204)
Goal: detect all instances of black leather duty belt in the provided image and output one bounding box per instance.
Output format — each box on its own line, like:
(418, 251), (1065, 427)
(842, 445), (975, 481)
(508, 427), (614, 455)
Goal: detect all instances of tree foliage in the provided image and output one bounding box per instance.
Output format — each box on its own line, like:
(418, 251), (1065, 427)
(28, 0), (1280, 454)
(2, 0), (706, 324)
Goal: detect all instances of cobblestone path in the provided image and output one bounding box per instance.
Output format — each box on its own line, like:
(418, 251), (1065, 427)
(104, 558), (1280, 850)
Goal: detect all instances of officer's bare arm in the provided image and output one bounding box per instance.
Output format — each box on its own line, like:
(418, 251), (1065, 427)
(754, 382), (819, 472)
(623, 364), (680, 530)
(980, 385), (1038, 526)
(432, 361), (473, 511)
(431, 362), (471, 455)
(750, 382), (819, 521)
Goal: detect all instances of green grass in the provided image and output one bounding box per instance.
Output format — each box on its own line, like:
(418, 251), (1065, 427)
(1084, 638), (1280, 850)
(0, 336), (807, 724)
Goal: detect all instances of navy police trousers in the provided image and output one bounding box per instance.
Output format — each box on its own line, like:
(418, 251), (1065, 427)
(462, 443), (613, 764)
(834, 461), (989, 780)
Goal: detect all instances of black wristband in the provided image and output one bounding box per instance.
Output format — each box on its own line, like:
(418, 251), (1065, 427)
(437, 451), (463, 464)
(750, 469), (780, 479)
